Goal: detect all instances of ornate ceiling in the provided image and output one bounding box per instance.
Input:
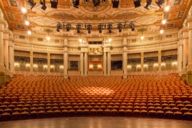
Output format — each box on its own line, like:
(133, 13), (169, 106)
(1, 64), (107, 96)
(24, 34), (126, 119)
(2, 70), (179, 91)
(0, 0), (191, 33)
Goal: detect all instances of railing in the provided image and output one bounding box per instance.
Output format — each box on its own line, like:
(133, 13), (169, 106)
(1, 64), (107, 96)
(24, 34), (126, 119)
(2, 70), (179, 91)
(14, 70), (179, 76)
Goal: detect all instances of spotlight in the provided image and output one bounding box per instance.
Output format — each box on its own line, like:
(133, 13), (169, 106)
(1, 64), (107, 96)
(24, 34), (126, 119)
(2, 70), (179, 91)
(144, 0), (152, 10)
(117, 23), (123, 32)
(41, 5), (47, 10)
(40, 0), (47, 10)
(156, 0), (164, 8)
(76, 24), (81, 33)
(98, 24), (103, 33)
(56, 22), (62, 32)
(50, 0), (58, 8)
(27, 30), (32, 36)
(129, 21), (135, 31)
(108, 23), (112, 33)
(21, 7), (27, 14)
(164, 5), (170, 12)
(161, 19), (167, 25)
(93, 0), (100, 7)
(112, 0), (119, 8)
(134, 0), (141, 8)
(66, 23), (71, 32)
(73, 0), (80, 8)
(28, 0), (36, 9)
(87, 24), (92, 34)
(40, 0), (43, 5)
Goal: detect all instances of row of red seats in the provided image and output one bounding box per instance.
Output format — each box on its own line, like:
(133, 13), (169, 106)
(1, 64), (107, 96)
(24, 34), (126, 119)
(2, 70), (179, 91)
(0, 74), (192, 120)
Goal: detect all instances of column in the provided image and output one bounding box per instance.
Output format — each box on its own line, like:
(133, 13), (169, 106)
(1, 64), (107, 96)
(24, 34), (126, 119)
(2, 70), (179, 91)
(188, 30), (192, 70)
(4, 38), (9, 70)
(0, 26), (5, 72)
(30, 50), (33, 73)
(103, 52), (107, 75)
(107, 52), (111, 75)
(47, 52), (50, 73)
(183, 34), (187, 71)
(141, 52), (144, 72)
(63, 38), (68, 78)
(178, 42), (183, 73)
(84, 52), (88, 76)
(158, 50), (161, 71)
(80, 52), (84, 75)
(9, 43), (14, 74)
(123, 52), (127, 78)
(64, 52), (68, 78)
(122, 38), (127, 77)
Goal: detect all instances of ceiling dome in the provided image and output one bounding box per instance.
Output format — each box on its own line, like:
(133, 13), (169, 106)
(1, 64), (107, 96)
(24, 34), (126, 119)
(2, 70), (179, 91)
(0, 0), (191, 34)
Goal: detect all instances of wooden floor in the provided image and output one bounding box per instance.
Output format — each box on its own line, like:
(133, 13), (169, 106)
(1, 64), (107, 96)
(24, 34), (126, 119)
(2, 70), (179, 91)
(0, 117), (192, 128)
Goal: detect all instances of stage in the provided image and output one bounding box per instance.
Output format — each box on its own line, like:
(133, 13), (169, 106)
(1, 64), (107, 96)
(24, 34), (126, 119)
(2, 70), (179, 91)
(0, 117), (192, 128)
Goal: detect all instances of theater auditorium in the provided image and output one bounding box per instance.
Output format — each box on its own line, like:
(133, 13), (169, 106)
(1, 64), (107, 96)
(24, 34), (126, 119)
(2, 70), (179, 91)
(0, 0), (192, 127)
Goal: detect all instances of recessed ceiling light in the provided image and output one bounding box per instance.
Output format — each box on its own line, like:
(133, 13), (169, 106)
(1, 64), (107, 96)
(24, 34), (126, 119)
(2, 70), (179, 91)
(21, 7), (27, 14)
(27, 30), (32, 35)
(24, 20), (30, 26)
(160, 29), (164, 34)
(164, 5), (170, 12)
(161, 19), (167, 25)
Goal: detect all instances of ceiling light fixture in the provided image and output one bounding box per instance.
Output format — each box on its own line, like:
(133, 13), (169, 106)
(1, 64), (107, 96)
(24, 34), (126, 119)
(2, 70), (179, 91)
(134, 0), (141, 8)
(56, 22), (62, 32)
(129, 21), (135, 31)
(156, 0), (164, 8)
(117, 23), (123, 32)
(21, 7), (27, 14)
(66, 23), (71, 32)
(164, 5), (171, 12)
(112, 0), (119, 8)
(76, 24), (81, 33)
(108, 23), (112, 33)
(93, 0), (100, 7)
(98, 24), (103, 33)
(160, 29), (164, 34)
(28, 0), (36, 9)
(27, 30), (32, 35)
(87, 24), (92, 34)
(144, 0), (152, 10)
(50, 0), (58, 8)
(40, 0), (47, 10)
(161, 19), (167, 25)
(72, 0), (80, 8)
(24, 20), (30, 26)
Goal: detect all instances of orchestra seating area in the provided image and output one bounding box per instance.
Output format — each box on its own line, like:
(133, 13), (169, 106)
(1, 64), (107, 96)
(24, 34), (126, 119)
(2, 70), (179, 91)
(0, 74), (192, 121)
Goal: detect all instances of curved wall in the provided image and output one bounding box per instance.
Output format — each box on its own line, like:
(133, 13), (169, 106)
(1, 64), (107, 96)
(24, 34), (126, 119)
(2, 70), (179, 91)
(12, 29), (180, 76)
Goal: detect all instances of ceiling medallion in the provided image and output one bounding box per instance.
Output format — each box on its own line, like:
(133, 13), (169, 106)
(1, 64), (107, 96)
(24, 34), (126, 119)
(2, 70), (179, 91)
(80, 1), (111, 13)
